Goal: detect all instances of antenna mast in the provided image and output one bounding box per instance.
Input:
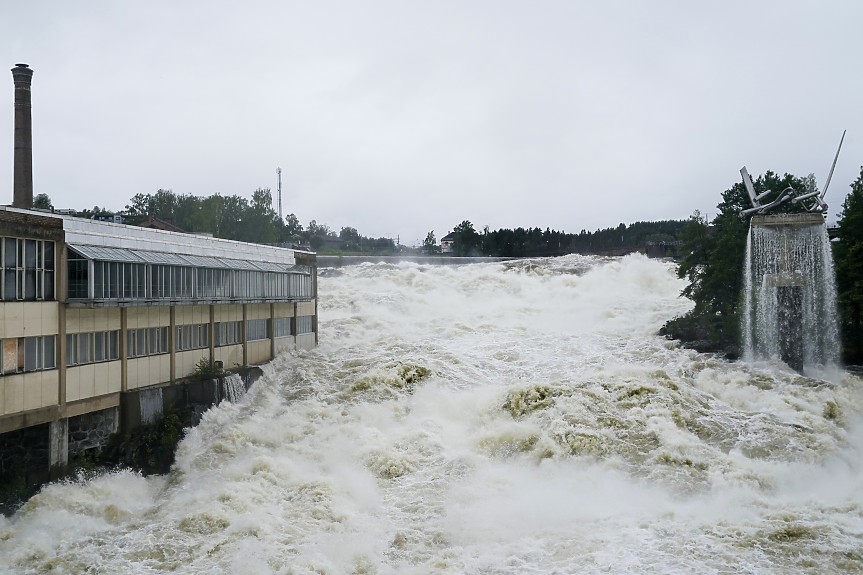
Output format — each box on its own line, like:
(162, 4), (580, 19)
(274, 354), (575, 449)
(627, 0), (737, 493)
(276, 167), (282, 220)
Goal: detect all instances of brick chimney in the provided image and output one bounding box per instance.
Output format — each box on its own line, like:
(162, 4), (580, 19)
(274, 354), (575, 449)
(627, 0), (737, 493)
(11, 63), (34, 209)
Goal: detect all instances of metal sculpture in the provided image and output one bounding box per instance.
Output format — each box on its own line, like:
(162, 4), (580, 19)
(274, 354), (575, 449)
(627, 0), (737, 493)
(740, 130), (845, 217)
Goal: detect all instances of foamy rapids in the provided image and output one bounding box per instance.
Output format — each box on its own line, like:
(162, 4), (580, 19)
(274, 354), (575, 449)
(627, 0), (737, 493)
(2, 254), (862, 574)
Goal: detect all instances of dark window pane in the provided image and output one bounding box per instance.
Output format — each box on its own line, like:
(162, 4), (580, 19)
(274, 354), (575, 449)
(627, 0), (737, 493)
(44, 242), (54, 270)
(66, 334), (74, 366)
(95, 332), (105, 362)
(68, 260), (88, 299)
(149, 327), (157, 354)
(137, 265), (146, 298)
(4, 270), (15, 300)
(24, 337), (37, 371)
(137, 328), (146, 357)
(110, 331), (118, 359)
(44, 336), (55, 369)
(123, 264), (132, 298)
(25, 240), (36, 270)
(4, 238), (15, 268)
(25, 270), (36, 300)
(44, 271), (54, 300)
(79, 334), (90, 364)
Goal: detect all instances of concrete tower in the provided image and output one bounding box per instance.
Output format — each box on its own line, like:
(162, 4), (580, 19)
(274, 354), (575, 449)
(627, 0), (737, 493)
(11, 63), (34, 209)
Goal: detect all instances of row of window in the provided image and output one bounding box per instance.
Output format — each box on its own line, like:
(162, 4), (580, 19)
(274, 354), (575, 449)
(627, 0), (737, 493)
(177, 323), (209, 352)
(0, 317), (315, 375)
(215, 321), (242, 347)
(1, 336), (56, 373)
(128, 327), (170, 358)
(1, 238), (55, 302)
(247, 319), (269, 342)
(68, 259), (313, 301)
(66, 331), (120, 366)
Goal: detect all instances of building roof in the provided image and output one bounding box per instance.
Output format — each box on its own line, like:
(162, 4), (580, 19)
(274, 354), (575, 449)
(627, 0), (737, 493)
(138, 214), (186, 233)
(0, 206), (312, 266)
(441, 233), (455, 242)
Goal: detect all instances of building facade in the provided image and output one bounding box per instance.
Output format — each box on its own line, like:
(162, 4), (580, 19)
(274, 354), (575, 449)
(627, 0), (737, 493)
(0, 206), (317, 477)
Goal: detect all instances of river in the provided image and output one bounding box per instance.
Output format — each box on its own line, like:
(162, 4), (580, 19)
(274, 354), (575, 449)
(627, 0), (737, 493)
(1, 254), (861, 573)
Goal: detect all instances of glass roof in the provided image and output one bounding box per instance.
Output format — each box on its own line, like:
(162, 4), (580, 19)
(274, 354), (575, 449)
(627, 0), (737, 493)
(68, 245), (143, 263)
(132, 250), (190, 266)
(68, 244), (300, 273)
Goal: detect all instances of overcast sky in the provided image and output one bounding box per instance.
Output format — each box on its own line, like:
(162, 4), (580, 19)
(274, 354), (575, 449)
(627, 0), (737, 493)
(2, 1), (861, 245)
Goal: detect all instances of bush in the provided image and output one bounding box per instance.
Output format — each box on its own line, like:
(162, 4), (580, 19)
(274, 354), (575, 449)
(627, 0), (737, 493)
(192, 357), (224, 380)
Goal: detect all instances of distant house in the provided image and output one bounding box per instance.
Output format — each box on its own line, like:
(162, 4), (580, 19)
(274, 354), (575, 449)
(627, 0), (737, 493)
(138, 214), (186, 233)
(440, 232), (455, 254)
(91, 214), (124, 224)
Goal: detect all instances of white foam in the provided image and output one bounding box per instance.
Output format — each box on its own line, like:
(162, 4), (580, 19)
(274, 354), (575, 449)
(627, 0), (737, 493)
(1, 254), (861, 573)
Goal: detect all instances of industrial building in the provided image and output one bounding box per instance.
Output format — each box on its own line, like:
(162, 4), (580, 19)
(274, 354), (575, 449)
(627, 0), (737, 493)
(0, 64), (317, 482)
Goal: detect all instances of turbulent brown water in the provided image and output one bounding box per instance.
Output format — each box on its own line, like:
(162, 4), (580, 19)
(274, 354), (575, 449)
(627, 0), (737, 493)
(1, 254), (862, 574)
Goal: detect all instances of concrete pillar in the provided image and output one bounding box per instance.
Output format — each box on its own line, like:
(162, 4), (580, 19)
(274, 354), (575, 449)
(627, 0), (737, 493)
(209, 304), (215, 364)
(312, 266), (319, 346)
(269, 303), (275, 360)
(169, 306), (176, 382)
(242, 303), (248, 366)
(58, 300), (67, 408)
(11, 64), (34, 209)
(48, 418), (68, 480)
(120, 307), (128, 392)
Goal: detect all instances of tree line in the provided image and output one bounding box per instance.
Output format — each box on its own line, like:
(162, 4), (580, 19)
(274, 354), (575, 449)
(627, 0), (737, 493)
(425, 219), (686, 257)
(33, 189), (396, 253)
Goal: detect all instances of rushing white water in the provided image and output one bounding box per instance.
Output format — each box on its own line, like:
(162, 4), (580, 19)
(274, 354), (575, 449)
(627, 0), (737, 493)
(222, 374), (247, 404)
(742, 220), (841, 372)
(2, 254), (862, 574)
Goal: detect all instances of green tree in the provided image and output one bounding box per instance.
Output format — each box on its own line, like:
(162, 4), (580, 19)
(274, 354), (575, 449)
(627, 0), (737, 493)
(452, 220), (478, 256)
(423, 231), (437, 254)
(834, 166), (863, 364)
(241, 188), (279, 244)
(33, 193), (52, 210)
(282, 213), (303, 240)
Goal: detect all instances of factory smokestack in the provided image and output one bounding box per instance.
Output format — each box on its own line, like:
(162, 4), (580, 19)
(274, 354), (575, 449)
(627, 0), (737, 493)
(11, 63), (34, 209)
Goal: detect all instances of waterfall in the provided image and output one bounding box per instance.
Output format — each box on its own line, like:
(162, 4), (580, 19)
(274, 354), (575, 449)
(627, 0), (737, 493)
(138, 388), (163, 425)
(221, 374), (247, 403)
(741, 215), (841, 371)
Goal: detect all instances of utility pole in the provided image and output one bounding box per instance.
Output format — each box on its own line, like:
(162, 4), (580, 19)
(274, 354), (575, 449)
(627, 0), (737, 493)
(276, 167), (282, 220)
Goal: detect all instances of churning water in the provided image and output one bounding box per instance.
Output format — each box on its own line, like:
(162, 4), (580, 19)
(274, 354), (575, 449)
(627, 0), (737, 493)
(1, 255), (862, 573)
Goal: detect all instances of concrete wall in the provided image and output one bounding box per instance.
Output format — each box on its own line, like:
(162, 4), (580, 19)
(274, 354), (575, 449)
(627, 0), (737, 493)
(175, 305), (209, 325)
(214, 304), (242, 323)
(176, 349), (209, 379)
(248, 340), (270, 364)
(297, 300), (315, 317)
(297, 333), (316, 351)
(274, 302), (294, 318)
(127, 307), (170, 330)
(127, 354), (171, 390)
(0, 301), (59, 338)
(247, 303), (270, 321)
(65, 308), (121, 334)
(275, 336), (295, 353)
(215, 344), (243, 368)
(1, 370), (58, 415)
(66, 361), (121, 402)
